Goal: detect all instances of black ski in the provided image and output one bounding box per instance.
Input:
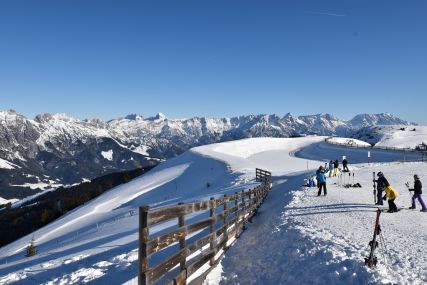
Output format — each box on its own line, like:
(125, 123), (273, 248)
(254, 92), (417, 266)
(365, 208), (381, 268)
(373, 172), (377, 204)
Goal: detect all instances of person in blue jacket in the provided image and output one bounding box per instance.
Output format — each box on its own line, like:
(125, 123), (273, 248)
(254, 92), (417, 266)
(316, 166), (327, 196)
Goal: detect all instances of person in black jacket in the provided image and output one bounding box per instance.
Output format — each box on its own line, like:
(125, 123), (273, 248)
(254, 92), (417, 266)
(342, 158), (349, 172)
(408, 174), (427, 212)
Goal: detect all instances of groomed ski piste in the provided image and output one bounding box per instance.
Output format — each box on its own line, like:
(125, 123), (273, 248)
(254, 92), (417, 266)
(1, 136), (427, 284)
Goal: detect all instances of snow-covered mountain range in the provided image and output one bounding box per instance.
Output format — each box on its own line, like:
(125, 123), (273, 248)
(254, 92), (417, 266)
(0, 110), (412, 199)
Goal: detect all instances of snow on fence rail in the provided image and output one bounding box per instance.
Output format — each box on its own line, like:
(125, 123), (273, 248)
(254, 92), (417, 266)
(138, 168), (272, 285)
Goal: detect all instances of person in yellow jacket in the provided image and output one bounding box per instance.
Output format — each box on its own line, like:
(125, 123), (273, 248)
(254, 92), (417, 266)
(375, 172), (399, 213)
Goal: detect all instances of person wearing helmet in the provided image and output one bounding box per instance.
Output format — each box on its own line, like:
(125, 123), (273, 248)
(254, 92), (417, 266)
(374, 172), (399, 212)
(408, 174), (427, 212)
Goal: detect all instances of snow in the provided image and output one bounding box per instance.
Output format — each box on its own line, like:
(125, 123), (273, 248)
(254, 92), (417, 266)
(375, 125), (427, 149)
(9, 182), (62, 190)
(0, 158), (19, 170)
(283, 162), (427, 284)
(130, 145), (150, 156)
(0, 197), (19, 206)
(101, 150), (114, 161)
(328, 137), (372, 147)
(1, 136), (427, 284)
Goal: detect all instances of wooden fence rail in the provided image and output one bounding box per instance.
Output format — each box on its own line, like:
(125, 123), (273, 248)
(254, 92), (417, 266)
(138, 169), (272, 285)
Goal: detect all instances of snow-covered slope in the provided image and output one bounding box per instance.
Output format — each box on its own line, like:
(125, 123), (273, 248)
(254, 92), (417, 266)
(352, 125), (427, 149)
(1, 136), (426, 284)
(0, 137), (324, 284)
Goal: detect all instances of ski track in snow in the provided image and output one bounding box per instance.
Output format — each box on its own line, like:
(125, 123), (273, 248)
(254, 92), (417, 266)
(1, 136), (427, 284)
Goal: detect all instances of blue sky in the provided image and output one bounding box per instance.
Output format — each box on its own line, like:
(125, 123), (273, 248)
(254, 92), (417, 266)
(0, 0), (426, 123)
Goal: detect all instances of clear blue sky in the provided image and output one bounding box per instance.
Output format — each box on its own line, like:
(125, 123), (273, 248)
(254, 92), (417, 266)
(0, 1), (426, 123)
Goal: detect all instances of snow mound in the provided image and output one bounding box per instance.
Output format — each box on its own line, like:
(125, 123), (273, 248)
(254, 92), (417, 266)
(101, 150), (114, 161)
(328, 137), (371, 147)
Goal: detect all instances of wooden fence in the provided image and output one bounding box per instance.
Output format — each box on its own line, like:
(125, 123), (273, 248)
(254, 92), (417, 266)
(138, 168), (272, 285)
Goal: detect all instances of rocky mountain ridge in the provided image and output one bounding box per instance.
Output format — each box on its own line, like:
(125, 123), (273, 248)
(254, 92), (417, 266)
(0, 110), (413, 199)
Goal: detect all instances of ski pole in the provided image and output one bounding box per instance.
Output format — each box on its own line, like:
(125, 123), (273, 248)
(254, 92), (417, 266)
(405, 182), (413, 207)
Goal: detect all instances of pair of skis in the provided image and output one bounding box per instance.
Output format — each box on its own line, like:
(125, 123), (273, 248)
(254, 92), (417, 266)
(365, 208), (381, 268)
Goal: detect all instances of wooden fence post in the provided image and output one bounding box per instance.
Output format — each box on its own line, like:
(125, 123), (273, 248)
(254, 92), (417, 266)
(139, 206), (150, 285)
(209, 197), (216, 266)
(178, 202), (187, 273)
(234, 192), (239, 238)
(241, 190), (246, 231)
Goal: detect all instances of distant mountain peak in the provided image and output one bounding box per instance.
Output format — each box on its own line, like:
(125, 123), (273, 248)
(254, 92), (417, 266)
(124, 114), (144, 121)
(147, 112), (167, 121)
(349, 113), (412, 128)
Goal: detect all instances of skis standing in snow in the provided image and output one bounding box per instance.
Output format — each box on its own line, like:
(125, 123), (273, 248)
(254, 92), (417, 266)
(365, 208), (381, 268)
(316, 166), (327, 196)
(374, 172), (399, 213)
(407, 175), (427, 212)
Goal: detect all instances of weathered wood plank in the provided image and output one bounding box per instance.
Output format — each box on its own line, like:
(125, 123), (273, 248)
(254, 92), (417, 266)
(148, 198), (226, 226)
(147, 215), (221, 256)
(173, 269), (187, 285)
(148, 248), (186, 284)
(147, 227), (186, 256)
(186, 249), (216, 278)
(187, 234), (213, 257)
(187, 217), (214, 234)
(215, 223), (227, 238)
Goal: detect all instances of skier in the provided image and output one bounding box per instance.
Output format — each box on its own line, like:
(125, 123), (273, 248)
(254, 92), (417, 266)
(333, 160), (339, 177)
(342, 158), (349, 172)
(316, 166), (327, 196)
(374, 172), (399, 213)
(408, 174), (427, 212)
(328, 160), (334, 177)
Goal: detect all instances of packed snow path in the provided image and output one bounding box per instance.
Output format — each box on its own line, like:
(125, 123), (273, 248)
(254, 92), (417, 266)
(215, 174), (375, 285)
(296, 141), (423, 163)
(208, 141), (427, 284)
